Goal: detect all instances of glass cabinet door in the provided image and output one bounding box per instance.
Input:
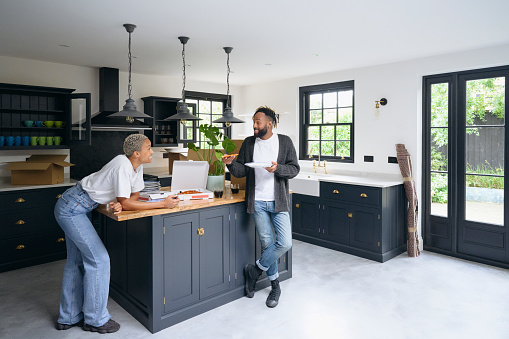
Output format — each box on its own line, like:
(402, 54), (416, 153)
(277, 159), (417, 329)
(68, 93), (91, 145)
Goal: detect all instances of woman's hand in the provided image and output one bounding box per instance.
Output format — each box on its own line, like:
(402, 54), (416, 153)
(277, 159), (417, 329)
(108, 201), (123, 214)
(163, 195), (180, 209)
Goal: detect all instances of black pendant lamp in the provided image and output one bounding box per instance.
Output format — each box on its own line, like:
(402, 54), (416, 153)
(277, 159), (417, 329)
(213, 47), (244, 127)
(165, 36), (201, 125)
(109, 24), (152, 122)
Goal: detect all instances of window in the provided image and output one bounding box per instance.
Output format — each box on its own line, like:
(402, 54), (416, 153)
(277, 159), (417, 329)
(185, 91), (231, 149)
(299, 81), (354, 162)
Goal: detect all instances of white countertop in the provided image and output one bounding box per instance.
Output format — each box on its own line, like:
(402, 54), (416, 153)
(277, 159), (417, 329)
(318, 174), (403, 188)
(0, 177), (77, 192)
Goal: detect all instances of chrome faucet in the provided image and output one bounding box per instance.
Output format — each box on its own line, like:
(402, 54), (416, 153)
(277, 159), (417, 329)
(308, 147), (327, 174)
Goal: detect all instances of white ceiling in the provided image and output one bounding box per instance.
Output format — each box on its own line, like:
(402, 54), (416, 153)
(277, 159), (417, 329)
(1, 0), (509, 86)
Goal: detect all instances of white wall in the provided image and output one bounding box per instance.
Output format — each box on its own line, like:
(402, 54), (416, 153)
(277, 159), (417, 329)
(0, 55), (243, 176)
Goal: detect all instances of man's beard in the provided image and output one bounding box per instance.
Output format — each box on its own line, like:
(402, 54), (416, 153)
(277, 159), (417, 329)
(254, 126), (268, 138)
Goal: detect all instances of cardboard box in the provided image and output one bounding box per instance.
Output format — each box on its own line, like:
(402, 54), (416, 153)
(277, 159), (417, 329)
(164, 149), (188, 174)
(7, 154), (74, 185)
(170, 161), (213, 200)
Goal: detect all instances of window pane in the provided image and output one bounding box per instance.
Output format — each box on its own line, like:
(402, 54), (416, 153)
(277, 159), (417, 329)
(199, 100), (211, 113)
(199, 114), (211, 124)
(431, 83), (448, 127)
(308, 126), (320, 140)
(310, 110), (322, 124)
(321, 126), (334, 140)
(308, 141), (320, 155)
(338, 108), (352, 123)
(212, 101), (223, 115)
(323, 109), (337, 124)
(338, 90), (353, 107)
(466, 175), (503, 225)
(335, 141), (350, 157)
(431, 173), (448, 217)
(322, 141), (334, 155)
(323, 92), (337, 108)
(431, 128), (448, 171)
(310, 94), (322, 109)
(466, 77), (505, 126)
(336, 125), (350, 141)
(466, 127), (504, 174)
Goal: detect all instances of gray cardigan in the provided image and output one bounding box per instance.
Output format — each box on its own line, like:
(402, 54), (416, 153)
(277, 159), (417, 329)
(227, 134), (300, 214)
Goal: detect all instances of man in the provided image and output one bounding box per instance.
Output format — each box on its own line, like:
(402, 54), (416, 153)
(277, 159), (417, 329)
(223, 106), (300, 308)
(54, 134), (179, 333)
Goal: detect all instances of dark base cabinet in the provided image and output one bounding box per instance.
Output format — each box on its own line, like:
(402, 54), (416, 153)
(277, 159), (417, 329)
(0, 186), (72, 272)
(99, 202), (292, 333)
(292, 182), (407, 263)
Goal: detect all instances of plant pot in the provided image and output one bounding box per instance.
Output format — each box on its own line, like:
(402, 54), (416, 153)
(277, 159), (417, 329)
(206, 174), (225, 192)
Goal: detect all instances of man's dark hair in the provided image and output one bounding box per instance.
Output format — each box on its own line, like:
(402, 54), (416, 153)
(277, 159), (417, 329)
(254, 106), (277, 127)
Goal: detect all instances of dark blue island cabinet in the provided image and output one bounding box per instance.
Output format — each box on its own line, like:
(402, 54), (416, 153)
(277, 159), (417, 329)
(292, 182), (406, 262)
(97, 200), (292, 333)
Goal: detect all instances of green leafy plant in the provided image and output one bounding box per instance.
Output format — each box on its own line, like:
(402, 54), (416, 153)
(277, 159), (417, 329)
(187, 124), (236, 176)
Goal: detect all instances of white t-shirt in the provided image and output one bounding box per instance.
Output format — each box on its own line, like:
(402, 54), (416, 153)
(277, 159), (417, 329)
(253, 133), (279, 201)
(81, 154), (144, 204)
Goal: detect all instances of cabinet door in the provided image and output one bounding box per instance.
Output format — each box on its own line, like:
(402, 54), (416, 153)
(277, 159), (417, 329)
(67, 93), (91, 145)
(163, 213), (200, 313)
(199, 207), (230, 299)
(321, 200), (350, 245)
(349, 205), (381, 252)
(292, 194), (320, 237)
(234, 204), (256, 288)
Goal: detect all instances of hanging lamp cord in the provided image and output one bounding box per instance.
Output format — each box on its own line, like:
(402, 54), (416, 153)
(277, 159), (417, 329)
(226, 52), (230, 108)
(127, 31), (132, 100)
(182, 42), (186, 102)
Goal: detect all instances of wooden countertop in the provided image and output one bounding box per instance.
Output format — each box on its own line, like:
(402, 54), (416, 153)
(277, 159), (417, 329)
(97, 190), (246, 221)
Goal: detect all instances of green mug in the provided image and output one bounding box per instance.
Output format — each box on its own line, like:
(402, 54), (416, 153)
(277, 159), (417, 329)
(54, 136), (63, 145)
(30, 136), (39, 146)
(38, 136), (47, 145)
(54, 121), (66, 128)
(47, 136), (54, 145)
(43, 121), (54, 127)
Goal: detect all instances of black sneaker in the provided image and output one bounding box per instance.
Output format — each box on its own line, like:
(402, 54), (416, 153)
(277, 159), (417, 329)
(56, 319), (84, 330)
(266, 279), (281, 308)
(244, 264), (262, 298)
(83, 319), (120, 334)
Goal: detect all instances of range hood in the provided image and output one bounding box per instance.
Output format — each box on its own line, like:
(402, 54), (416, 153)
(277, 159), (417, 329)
(91, 67), (151, 131)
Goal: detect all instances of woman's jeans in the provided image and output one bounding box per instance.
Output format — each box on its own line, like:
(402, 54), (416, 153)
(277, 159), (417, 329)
(253, 200), (292, 281)
(54, 182), (110, 327)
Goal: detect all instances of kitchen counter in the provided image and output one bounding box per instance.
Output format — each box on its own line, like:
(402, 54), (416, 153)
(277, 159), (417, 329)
(0, 177), (77, 192)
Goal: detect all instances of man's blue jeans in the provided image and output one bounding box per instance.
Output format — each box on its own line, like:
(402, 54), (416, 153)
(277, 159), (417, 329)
(54, 182), (111, 327)
(253, 200), (292, 281)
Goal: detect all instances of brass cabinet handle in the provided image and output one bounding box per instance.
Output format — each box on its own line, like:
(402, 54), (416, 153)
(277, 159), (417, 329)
(333, 190), (339, 194)
(197, 228), (205, 236)
(295, 204), (300, 208)
(348, 213), (353, 218)
(56, 194), (62, 199)
(15, 198), (25, 203)
(360, 193), (368, 198)
(16, 245), (25, 250)
(16, 220), (25, 225)
(57, 238), (65, 243)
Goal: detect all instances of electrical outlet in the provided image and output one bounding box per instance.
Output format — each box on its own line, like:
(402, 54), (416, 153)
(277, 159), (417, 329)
(364, 155), (374, 162)
(388, 156), (398, 164)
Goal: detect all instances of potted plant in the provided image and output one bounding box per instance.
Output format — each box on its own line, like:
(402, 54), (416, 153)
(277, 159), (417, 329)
(187, 124), (236, 191)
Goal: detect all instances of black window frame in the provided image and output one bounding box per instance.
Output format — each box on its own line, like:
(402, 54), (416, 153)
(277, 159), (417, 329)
(299, 80), (355, 163)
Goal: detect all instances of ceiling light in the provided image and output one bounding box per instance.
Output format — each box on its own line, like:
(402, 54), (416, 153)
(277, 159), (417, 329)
(108, 23), (152, 122)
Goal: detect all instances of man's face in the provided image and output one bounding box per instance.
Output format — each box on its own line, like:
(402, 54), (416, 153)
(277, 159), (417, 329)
(253, 112), (272, 138)
(138, 139), (154, 164)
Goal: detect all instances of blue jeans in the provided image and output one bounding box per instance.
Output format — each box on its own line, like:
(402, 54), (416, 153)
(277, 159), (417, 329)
(54, 182), (110, 327)
(253, 200), (292, 281)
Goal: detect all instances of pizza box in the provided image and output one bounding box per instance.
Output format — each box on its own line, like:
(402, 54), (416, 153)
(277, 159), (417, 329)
(170, 161), (213, 200)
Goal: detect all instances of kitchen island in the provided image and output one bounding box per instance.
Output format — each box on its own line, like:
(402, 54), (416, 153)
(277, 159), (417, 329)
(95, 191), (292, 333)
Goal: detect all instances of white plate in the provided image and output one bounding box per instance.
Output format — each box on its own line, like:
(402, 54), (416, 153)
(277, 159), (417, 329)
(245, 162), (274, 168)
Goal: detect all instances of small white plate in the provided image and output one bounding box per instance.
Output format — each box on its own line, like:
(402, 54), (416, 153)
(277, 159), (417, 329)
(245, 162), (274, 168)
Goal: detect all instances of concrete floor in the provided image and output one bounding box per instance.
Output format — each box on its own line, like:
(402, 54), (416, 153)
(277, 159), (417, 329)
(1, 240), (509, 339)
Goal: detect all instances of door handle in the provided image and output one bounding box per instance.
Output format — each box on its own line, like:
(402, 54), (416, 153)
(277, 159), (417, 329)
(333, 190), (339, 194)
(56, 194), (62, 199)
(15, 198), (25, 203)
(16, 220), (25, 225)
(360, 193), (367, 198)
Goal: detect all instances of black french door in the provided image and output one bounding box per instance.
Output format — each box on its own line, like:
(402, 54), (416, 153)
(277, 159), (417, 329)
(423, 66), (509, 267)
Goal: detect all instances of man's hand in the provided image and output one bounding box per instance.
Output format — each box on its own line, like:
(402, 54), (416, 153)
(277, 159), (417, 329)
(108, 201), (123, 214)
(163, 195), (180, 209)
(222, 155), (236, 165)
(265, 161), (277, 173)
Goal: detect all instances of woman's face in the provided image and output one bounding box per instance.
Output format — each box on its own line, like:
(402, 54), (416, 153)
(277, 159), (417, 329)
(138, 139), (154, 164)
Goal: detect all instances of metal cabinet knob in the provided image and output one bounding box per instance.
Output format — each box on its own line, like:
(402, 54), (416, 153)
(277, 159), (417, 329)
(16, 245), (25, 250)
(197, 228), (205, 236)
(333, 190), (339, 194)
(360, 193), (368, 198)
(15, 198), (25, 203)
(16, 220), (25, 225)
(57, 238), (65, 243)
(295, 204), (300, 208)
(56, 194), (62, 199)
(348, 213), (353, 218)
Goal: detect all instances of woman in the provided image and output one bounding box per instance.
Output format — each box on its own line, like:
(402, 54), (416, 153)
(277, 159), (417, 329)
(54, 134), (179, 334)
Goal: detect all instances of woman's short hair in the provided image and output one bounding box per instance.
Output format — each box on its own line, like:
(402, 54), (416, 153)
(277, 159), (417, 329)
(123, 134), (149, 157)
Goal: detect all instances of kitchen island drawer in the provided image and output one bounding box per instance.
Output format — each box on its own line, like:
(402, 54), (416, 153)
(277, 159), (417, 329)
(0, 208), (60, 239)
(0, 187), (68, 212)
(320, 182), (381, 206)
(0, 231), (66, 265)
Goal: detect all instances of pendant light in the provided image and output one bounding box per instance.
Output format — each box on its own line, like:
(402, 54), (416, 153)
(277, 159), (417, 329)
(109, 23), (152, 122)
(213, 47), (244, 127)
(165, 36), (201, 125)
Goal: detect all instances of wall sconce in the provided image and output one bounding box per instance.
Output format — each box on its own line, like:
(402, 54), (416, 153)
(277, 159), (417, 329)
(375, 98), (387, 117)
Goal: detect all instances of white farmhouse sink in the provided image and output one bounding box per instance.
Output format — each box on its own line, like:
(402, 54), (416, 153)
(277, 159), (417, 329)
(289, 173), (325, 197)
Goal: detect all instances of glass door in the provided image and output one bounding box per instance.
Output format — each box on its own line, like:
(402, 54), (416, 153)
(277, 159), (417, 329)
(68, 93), (91, 145)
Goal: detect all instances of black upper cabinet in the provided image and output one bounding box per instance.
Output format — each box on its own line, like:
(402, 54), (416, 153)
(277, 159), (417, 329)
(0, 83), (91, 148)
